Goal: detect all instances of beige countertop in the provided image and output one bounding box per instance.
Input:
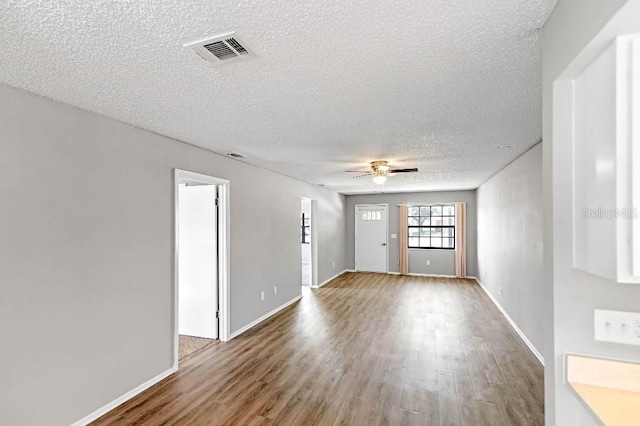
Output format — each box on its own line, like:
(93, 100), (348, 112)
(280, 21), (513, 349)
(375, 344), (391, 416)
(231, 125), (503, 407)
(567, 355), (640, 426)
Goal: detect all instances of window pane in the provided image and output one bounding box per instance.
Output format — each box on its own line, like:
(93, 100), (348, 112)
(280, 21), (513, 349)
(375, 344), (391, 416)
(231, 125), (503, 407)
(408, 207), (420, 216)
(420, 217), (430, 226)
(408, 217), (419, 226)
(443, 205), (455, 216)
(431, 227), (442, 237)
(431, 238), (442, 248)
(431, 205), (442, 216)
(431, 217), (442, 226)
(409, 237), (419, 247)
(375, 211), (381, 220)
(409, 228), (420, 237)
(419, 237), (431, 247)
(420, 206), (430, 216)
(443, 228), (454, 237)
(443, 238), (455, 248)
(420, 227), (430, 237)
(443, 217), (455, 226)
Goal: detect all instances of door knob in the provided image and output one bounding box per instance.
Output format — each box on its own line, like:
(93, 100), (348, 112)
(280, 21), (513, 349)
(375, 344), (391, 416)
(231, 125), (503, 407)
(381, 243), (387, 246)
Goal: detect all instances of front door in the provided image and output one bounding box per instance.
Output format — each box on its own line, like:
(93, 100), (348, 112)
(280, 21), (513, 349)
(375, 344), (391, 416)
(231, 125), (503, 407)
(355, 204), (388, 273)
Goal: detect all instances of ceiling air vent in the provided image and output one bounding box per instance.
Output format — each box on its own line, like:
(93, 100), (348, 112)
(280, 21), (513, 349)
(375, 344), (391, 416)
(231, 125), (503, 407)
(184, 32), (255, 65)
(226, 153), (246, 158)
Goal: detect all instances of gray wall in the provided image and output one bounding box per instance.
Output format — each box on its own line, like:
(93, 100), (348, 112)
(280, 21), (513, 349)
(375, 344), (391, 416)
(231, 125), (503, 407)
(477, 144), (543, 355)
(543, 1), (640, 424)
(0, 84), (346, 425)
(345, 191), (477, 277)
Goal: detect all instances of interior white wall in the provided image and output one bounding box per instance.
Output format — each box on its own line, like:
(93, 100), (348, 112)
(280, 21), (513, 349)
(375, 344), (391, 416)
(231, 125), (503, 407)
(0, 83), (346, 426)
(477, 144), (544, 355)
(345, 191), (477, 277)
(543, 1), (640, 424)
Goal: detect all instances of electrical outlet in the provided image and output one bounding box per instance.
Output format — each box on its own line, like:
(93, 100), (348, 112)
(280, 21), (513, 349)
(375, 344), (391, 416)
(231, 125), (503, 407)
(260, 291), (265, 301)
(427, 260), (430, 266)
(499, 287), (502, 297)
(273, 286), (277, 295)
(332, 261), (335, 267)
(594, 309), (640, 346)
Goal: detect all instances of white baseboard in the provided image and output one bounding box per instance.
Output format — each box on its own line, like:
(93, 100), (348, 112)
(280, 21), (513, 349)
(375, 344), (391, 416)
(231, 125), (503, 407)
(229, 295), (302, 340)
(312, 269), (349, 288)
(347, 270), (460, 279)
(71, 367), (176, 426)
(472, 277), (545, 366)
(406, 272), (457, 279)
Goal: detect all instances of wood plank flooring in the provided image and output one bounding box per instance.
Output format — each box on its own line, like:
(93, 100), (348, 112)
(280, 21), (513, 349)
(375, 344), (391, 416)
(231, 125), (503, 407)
(93, 272), (544, 425)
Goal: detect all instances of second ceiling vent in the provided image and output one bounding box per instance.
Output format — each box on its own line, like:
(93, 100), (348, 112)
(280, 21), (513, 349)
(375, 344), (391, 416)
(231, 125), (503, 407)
(184, 32), (255, 65)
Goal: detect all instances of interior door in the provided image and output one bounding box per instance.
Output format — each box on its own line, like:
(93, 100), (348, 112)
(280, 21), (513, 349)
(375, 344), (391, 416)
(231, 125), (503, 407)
(178, 184), (218, 339)
(355, 205), (388, 273)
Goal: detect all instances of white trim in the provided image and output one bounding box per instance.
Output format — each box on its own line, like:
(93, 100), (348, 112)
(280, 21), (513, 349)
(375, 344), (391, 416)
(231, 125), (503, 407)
(71, 368), (175, 426)
(353, 271), (467, 279)
(174, 169), (231, 372)
(405, 272), (458, 279)
(312, 269), (348, 288)
(472, 277), (545, 365)
(228, 296), (302, 340)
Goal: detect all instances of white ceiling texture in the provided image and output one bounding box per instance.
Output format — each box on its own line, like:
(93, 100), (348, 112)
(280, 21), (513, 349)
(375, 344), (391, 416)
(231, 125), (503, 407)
(0, 0), (557, 194)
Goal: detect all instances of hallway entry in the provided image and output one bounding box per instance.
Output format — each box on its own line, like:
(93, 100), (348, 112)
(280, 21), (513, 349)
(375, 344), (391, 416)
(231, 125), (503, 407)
(174, 169), (231, 366)
(178, 183), (219, 340)
(301, 198), (312, 286)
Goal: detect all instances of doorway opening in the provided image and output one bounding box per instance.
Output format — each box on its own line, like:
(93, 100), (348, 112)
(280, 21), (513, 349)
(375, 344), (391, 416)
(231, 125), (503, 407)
(301, 198), (318, 287)
(301, 198), (312, 286)
(174, 170), (230, 369)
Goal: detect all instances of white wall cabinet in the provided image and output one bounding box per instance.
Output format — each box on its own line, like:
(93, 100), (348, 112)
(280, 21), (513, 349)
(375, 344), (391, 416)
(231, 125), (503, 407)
(572, 35), (640, 284)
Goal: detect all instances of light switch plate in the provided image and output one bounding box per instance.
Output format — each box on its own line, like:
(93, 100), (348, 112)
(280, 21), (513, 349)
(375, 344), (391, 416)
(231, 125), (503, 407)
(594, 309), (640, 346)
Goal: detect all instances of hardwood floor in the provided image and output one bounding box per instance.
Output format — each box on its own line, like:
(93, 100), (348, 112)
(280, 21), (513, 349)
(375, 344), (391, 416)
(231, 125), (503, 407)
(93, 272), (544, 425)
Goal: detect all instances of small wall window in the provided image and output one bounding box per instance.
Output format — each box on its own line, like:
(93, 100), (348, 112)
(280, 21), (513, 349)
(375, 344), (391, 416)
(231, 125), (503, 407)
(408, 205), (455, 249)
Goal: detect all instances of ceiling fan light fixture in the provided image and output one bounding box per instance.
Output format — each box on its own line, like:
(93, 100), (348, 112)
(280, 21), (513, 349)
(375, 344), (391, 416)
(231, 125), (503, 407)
(373, 175), (387, 184)
(377, 164), (390, 172)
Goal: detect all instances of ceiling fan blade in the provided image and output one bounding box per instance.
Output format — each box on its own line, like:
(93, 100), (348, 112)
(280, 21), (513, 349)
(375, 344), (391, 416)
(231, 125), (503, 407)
(344, 170), (369, 173)
(389, 168), (418, 173)
(352, 173), (373, 179)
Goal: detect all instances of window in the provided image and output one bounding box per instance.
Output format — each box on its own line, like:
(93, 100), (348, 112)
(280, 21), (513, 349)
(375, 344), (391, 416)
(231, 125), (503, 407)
(360, 210), (382, 221)
(301, 213), (310, 244)
(408, 205), (455, 249)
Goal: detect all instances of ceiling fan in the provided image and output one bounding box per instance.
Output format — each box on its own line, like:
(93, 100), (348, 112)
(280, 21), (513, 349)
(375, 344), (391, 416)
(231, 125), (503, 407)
(346, 160), (418, 184)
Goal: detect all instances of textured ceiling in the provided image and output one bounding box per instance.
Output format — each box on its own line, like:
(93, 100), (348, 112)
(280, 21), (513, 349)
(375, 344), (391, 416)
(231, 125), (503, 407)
(0, 0), (556, 194)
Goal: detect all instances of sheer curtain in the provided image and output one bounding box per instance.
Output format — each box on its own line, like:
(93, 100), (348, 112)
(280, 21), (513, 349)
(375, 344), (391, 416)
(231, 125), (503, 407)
(455, 202), (467, 277)
(399, 204), (409, 275)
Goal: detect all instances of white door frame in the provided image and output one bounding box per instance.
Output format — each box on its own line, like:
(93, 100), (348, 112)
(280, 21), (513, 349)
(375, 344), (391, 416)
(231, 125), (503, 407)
(355, 203), (389, 273)
(174, 169), (230, 370)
